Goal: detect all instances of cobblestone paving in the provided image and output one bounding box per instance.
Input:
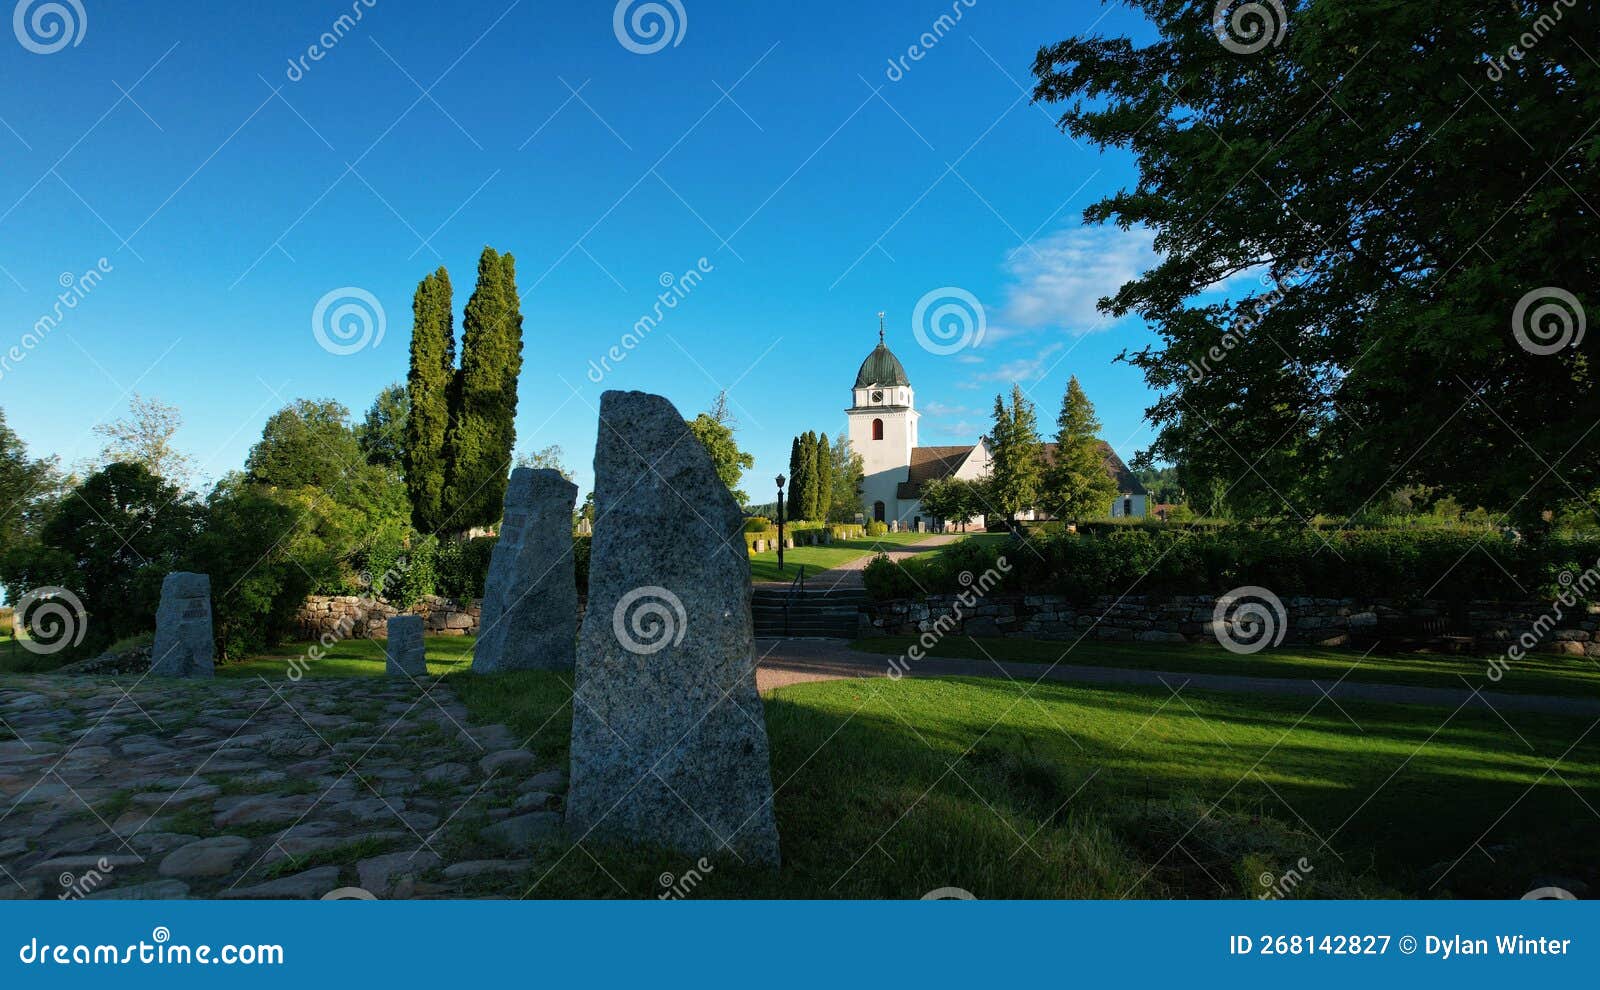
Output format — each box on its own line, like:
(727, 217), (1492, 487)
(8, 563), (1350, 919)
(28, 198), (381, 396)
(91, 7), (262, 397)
(0, 675), (564, 900)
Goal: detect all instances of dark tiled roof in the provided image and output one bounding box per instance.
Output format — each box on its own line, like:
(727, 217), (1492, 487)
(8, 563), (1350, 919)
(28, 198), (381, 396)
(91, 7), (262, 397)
(895, 445), (974, 499)
(896, 441), (1146, 500)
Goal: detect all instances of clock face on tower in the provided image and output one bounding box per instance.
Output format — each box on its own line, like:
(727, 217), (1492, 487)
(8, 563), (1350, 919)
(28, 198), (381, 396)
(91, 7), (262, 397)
(871, 389), (884, 403)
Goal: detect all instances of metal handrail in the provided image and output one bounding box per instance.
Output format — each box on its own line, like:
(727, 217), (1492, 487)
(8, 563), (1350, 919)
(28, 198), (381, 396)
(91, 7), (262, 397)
(782, 565), (806, 637)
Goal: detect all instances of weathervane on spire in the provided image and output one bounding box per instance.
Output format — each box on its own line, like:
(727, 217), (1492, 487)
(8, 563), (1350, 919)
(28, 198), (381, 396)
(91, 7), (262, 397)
(878, 311), (886, 344)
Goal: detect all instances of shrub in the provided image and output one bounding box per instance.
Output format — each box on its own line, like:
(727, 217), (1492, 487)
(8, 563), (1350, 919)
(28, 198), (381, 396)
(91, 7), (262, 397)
(863, 527), (1600, 604)
(743, 516), (772, 532)
(866, 520), (889, 537)
(573, 535), (591, 594)
(435, 536), (497, 600)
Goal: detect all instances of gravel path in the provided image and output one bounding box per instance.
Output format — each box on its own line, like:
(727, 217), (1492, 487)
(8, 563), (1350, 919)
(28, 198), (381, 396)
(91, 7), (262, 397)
(0, 675), (563, 900)
(754, 637), (1600, 716)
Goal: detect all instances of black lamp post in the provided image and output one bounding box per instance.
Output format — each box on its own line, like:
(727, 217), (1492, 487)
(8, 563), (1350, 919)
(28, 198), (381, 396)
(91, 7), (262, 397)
(775, 474), (787, 572)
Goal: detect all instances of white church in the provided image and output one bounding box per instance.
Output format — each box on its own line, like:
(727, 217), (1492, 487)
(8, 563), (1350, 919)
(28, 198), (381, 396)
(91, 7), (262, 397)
(845, 331), (1147, 530)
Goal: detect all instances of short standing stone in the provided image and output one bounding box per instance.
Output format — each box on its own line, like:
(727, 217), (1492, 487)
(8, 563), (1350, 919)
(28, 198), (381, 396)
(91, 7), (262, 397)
(567, 391), (780, 865)
(148, 572), (214, 678)
(385, 615), (427, 678)
(473, 468), (579, 673)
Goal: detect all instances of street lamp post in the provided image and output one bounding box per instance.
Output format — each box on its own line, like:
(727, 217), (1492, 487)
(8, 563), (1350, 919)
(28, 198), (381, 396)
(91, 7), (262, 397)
(775, 474), (787, 573)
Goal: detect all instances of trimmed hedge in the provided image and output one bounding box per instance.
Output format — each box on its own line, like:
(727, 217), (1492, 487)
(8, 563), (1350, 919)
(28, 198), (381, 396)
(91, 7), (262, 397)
(863, 528), (1600, 604)
(743, 523), (866, 552)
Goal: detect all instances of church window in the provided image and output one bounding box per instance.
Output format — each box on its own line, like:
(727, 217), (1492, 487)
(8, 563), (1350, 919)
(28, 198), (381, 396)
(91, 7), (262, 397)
(872, 418), (884, 440)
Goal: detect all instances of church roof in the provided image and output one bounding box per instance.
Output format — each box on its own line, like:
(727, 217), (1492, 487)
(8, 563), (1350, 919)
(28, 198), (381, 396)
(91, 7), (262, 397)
(854, 340), (911, 388)
(896, 441), (1145, 500)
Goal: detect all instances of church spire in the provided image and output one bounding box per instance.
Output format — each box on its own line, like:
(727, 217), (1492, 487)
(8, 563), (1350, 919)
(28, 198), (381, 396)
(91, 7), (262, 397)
(878, 310), (886, 344)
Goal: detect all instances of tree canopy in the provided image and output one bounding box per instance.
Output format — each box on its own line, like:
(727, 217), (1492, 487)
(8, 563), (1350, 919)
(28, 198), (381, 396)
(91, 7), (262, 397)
(1033, 0), (1599, 525)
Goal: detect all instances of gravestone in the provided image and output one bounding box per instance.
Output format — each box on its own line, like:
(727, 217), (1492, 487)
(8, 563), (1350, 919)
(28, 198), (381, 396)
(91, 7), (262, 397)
(386, 616), (427, 678)
(472, 468), (579, 673)
(567, 391), (780, 865)
(148, 572), (214, 678)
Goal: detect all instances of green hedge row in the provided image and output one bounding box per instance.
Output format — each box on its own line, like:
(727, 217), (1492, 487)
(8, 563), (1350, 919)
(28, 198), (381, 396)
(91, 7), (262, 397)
(863, 528), (1600, 604)
(743, 523), (866, 552)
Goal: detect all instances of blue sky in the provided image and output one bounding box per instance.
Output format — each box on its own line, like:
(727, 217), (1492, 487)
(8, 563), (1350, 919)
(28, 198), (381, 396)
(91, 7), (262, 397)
(0, 0), (1171, 499)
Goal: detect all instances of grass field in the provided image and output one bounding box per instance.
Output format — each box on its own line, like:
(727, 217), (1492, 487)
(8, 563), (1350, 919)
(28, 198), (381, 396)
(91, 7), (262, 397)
(747, 531), (935, 583)
(852, 634), (1600, 699)
(462, 670), (1600, 899)
(217, 634), (1600, 899)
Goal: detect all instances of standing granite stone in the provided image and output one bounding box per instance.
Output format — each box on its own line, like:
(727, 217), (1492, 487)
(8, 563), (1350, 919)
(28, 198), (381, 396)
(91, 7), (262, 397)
(385, 616), (427, 679)
(567, 391), (780, 865)
(148, 572), (214, 678)
(472, 468), (579, 673)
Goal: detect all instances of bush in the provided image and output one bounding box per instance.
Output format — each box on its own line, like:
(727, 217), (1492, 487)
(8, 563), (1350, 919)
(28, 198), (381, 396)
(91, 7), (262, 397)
(863, 527), (1600, 604)
(573, 535), (591, 594)
(866, 520), (889, 537)
(743, 516), (771, 532)
(435, 536), (497, 600)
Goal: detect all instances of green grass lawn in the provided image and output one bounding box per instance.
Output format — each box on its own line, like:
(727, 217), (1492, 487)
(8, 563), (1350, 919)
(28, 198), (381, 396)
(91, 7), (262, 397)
(467, 669), (1600, 899)
(747, 531), (936, 583)
(215, 635), (479, 679)
(851, 634), (1600, 699)
(110, 633), (1600, 898)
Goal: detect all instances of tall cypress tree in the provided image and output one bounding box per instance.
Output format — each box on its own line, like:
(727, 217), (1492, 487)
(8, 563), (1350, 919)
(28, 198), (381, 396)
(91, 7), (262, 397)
(785, 435), (803, 520)
(800, 431), (822, 521)
(815, 431), (833, 523)
(404, 268), (453, 532)
(443, 247), (524, 531)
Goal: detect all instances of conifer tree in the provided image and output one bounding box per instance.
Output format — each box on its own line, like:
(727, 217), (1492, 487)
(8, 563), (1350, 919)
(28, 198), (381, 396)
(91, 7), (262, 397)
(988, 385), (1043, 522)
(800, 431), (822, 521)
(815, 432), (833, 523)
(442, 247), (524, 531)
(1041, 376), (1117, 524)
(404, 268), (453, 532)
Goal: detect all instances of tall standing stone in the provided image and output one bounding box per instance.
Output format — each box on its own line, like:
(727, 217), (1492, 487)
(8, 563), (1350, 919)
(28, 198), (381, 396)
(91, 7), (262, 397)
(567, 391), (780, 865)
(386, 615), (427, 679)
(149, 572), (214, 678)
(472, 467), (579, 673)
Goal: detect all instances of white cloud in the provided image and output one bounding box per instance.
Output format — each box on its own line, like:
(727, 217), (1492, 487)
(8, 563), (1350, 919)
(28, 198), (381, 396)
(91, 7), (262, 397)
(1000, 226), (1157, 332)
(922, 400), (980, 418)
(975, 341), (1064, 383)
